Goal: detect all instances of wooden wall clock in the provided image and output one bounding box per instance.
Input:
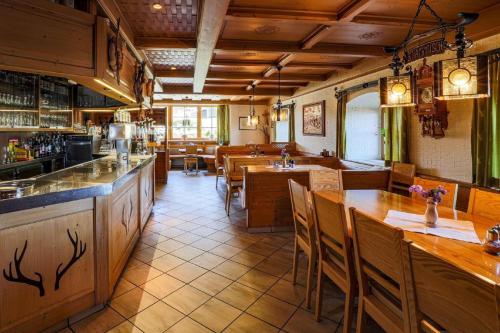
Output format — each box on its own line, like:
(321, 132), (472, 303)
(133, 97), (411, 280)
(413, 58), (448, 138)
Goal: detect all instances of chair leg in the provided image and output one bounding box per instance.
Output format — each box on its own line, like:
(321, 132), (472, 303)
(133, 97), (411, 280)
(216, 173), (219, 188)
(305, 252), (314, 309)
(356, 298), (367, 333)
(225, 186), (230, 214)
(292, 238), (300, 285)
(315, 266), (324, 322)
(227, 188), (232, 215)
(342, 287), (355, 333)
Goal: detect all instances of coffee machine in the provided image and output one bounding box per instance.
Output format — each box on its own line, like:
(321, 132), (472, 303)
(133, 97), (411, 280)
(109, 123), (135, 165)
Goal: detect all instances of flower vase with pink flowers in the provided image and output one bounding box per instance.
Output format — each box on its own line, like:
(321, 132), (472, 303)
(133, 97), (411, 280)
(409, 185), (448, 227)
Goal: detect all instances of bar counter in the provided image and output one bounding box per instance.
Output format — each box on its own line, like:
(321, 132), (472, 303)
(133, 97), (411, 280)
(0, 154), (156, 333)
(0, 154), (155, 214)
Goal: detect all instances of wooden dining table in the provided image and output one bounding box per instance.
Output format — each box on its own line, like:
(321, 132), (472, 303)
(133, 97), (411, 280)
(315, 189), (500, 283)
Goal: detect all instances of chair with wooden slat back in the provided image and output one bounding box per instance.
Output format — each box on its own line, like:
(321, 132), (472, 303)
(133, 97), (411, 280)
(412, 177), (458, 209)
(402, 240), (500, 333)
(288, 179), (317, 309)
(349, 208), (411, 333)
(183, 145), (199, 175)
(468, 188), (500, 221)
(309, 169), (343, 192)
(388, 162), (416, 195)
(224, 155), (243, 215)
(311, 192), (356, 332)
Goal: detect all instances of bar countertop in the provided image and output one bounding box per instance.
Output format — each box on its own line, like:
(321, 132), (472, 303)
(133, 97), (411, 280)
(0, 153), (155, 214)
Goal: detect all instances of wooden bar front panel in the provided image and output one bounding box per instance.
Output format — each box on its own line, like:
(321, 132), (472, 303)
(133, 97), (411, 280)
(0, 199), (95, 333)
(140, 161), (155, 230)
(108, 175), (140, 290)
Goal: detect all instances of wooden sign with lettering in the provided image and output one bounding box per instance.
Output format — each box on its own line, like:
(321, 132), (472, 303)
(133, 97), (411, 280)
(404, 39), (448, 63)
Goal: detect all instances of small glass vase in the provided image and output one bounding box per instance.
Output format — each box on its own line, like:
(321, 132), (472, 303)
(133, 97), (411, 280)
(424, 198), (438, 228)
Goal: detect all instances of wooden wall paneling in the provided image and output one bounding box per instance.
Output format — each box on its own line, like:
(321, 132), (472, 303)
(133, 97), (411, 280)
(0, 199), (95, 333)
(108, 174), (140, 290)
(0, 0), (95, 77)
(341, 169), (390, 190)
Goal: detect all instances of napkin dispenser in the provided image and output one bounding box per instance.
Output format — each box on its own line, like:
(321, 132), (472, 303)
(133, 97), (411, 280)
(109, 123), (136, 165)
(484, 224), (500, 255)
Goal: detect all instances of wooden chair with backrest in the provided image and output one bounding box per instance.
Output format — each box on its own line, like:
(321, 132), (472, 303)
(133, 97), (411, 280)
(311, 192), (356, 332)
(402, 240), (500, 333)
(183, 145), (199, 175)
(309, 169), (343, 192)
(349, 208), (411, 333)
(412, 177), (458, 209)
(467, 188), (500, 221)
(288, 179), (317, 309)
(388, 162), (416, 195)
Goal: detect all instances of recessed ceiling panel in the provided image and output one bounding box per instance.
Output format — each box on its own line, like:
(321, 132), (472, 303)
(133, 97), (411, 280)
(229, 0), (346, 12)
(145, 49), (196, 69)
(322, 22), (410, 46)
(116, 0), (198, 37)
(222, 18), (316, 41)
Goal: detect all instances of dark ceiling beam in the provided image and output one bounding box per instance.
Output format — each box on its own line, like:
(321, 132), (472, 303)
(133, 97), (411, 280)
(300, 25), (333, 49)
(193, 0), (231, 93)
(225, 7), (437, 28)
(214, 40), (386, 57)
(155, 69), (327, 81)
(154, 99), (270, 105)
(210, 60), (352, 70)
(205, 80), (308, 87)
(160, 85), (294, 96)
(338, 0), (374, 22)
(135, 37), (197, 49)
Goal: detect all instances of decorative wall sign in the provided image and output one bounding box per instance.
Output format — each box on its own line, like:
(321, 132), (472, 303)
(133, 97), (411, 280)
(3, 240), (45, 296)
(403, 38), (448, 63)
(303, 101), (325, 136)
(239, 116), (257, 130)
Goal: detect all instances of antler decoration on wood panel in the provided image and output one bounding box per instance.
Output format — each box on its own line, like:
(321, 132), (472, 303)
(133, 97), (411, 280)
(121, 195), (134, 235)
(55, 229), (87, 290)
(2, 240), (45, 297)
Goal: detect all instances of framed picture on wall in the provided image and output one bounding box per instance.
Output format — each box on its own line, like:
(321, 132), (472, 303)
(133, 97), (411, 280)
(239, 116), (257, 130)
(303, 100), (325, 136)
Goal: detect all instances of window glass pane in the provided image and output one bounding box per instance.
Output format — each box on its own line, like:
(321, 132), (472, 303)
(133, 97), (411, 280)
(172, 127), (184, 138)
(185, 127), (197, 138)
(345, 92), (381, 161)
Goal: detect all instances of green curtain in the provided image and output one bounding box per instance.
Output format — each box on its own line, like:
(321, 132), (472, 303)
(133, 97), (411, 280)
(336, 92), (348, 159)
(472, 55), (500, 188)
(382, 107), (410, 165)
(217, 105), (230, 145)
(288, 103), (295, 142)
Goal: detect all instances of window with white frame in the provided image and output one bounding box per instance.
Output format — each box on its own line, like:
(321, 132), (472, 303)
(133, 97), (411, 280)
(345, 92), (383, 163)
(169, 105), (217, 140)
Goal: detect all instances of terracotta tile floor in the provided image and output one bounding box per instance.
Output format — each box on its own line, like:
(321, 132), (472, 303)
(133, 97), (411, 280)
(61, 171), (384, 333)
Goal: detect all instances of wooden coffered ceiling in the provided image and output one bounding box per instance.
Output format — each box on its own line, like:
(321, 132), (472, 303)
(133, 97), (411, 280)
(113, 0), (500, 103)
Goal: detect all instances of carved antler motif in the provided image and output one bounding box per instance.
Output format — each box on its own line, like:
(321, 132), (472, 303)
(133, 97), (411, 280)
(3, 240), (45, 297)
(120, 195), (134, 234)
(55, 229), (87, 290)
(121, 202), (129, 234)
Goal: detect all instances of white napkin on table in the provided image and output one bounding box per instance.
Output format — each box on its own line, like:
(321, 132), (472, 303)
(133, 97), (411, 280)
(383, 210), (481, 244)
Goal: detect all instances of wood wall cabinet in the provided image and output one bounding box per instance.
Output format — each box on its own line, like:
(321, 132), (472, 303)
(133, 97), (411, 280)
(0, 199), (95, 333)
(0, 0), (94, 77)
(107, 174), (140, 291)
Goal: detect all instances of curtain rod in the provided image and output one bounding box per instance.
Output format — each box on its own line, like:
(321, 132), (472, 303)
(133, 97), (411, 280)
(334, 80), (378, 99)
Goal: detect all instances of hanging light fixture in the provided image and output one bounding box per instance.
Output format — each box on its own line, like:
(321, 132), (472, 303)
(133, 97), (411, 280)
(273, 65), (288, 121)
(247, 84), (259, 126)
(379, 0), (484, 104)
(434, 24), (489, 100)
(380, 50), (415, 108)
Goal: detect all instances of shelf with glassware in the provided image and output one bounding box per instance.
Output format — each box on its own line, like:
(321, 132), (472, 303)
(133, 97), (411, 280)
(0, 70), (75, 131)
